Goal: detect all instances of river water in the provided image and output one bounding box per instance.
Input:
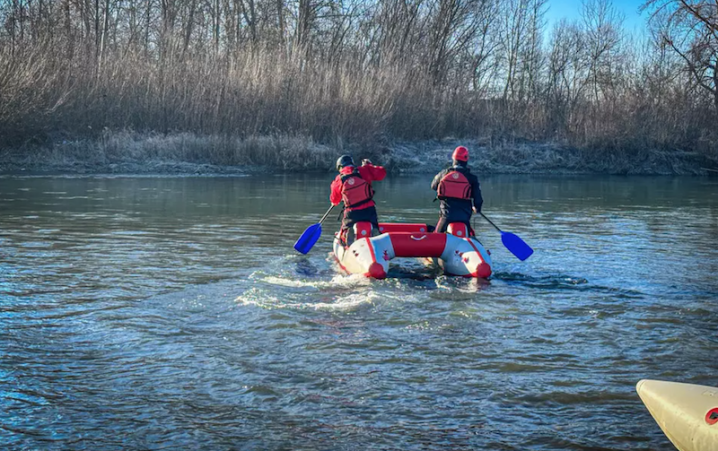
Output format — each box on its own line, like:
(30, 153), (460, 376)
(1, 174), (717, 450)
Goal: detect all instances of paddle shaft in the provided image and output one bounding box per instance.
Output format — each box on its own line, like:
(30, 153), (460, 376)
(318, 205), (335, 225)
(480, 212), (502, 233)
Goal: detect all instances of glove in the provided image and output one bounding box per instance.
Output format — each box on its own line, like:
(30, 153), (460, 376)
(361, 159), (372, 166)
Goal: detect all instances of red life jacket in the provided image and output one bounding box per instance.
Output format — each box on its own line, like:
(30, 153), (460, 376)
(341, 170), (374, 209)
(437, 170), (472, 200)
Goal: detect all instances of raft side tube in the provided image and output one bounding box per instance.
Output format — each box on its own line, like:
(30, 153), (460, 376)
(388, 232), (447, 258)
(439, 234), (491, 278)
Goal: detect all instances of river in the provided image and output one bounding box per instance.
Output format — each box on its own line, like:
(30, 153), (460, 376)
(1, 174), (717, 450)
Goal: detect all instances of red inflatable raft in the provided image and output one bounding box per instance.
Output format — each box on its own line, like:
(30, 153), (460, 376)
(333, 222), (492, 279)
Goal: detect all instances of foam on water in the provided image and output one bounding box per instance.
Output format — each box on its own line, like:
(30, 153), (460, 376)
(235, 286), (379, 312)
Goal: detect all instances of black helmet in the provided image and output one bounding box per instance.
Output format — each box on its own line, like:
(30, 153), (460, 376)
(336, 155), (354, 171)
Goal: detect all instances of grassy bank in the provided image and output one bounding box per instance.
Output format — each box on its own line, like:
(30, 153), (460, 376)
(2, 1), (718, 176)
(1, 131), (714, 175)
(0, 132), (339, 174)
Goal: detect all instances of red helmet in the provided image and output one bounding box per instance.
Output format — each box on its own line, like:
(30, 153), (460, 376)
(452, 146), (469, 162)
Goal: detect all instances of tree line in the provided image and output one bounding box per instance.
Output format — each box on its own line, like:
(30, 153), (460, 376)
(0, 0), (716, 158)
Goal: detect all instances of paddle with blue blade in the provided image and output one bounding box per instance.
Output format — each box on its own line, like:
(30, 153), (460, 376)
(294, 205), (335, 254)
(479, 212), (534, 261)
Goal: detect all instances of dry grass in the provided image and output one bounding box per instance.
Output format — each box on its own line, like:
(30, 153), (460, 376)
(1, 131), (712, 175)
(1, 40), (717, 173)
(5, 131), (338, 170)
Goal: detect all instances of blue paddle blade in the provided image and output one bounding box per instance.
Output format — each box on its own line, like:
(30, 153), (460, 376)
(294, 223), (322, 254)
(501, 232), (534, 261)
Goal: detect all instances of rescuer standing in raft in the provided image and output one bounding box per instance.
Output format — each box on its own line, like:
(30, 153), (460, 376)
(330, 155), (386, 244)
(431, 146), (483, 234)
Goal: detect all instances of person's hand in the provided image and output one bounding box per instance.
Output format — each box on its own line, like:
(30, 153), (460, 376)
(472, 206), (478, 214)
(362, 159), (372, 166)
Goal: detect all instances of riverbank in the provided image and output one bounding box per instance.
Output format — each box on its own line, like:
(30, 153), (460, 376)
(1, 131), (715, 176)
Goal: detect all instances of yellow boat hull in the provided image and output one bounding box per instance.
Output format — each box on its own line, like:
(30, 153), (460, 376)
(636, 379), (718, 451)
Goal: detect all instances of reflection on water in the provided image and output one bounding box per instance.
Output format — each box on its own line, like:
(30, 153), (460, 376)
(1, 174), (717, 450)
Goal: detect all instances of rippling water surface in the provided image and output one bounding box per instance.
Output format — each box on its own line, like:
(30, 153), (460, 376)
(1, 174), (717, 450)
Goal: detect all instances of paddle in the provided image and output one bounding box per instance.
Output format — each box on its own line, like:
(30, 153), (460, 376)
(294, 205), (335, 254)
(479, 212), (534, 261)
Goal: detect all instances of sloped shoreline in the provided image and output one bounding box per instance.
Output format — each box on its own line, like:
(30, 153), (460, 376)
(0, 132), (715, 176)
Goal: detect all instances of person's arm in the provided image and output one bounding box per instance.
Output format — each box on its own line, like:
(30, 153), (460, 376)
(359, 161), (386, 182)
(430, 170), (446, 191)
(330, 177), (342, 206)
(472, 177), (483, 213)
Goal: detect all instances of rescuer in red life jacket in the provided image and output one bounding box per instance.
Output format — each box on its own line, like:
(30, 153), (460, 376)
(430, 146), (483, 234)
(330, 155), (387, 244)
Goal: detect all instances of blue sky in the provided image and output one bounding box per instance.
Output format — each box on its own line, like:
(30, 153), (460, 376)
(544, 0), (649, 35)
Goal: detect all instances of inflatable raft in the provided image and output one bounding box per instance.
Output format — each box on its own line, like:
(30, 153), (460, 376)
(636, 379), (718, 451)
(333, 222), (492, 279)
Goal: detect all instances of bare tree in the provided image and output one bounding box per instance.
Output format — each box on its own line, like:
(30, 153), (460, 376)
(546, 19), (588, 136)
(582, 0), (623, 103)
(1, 0), (717, 158)
(424, 0), (496, 86)
(497, 0), (546, 102)
(643, 0), (718, 110)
